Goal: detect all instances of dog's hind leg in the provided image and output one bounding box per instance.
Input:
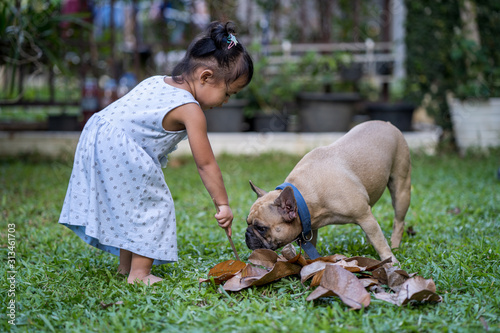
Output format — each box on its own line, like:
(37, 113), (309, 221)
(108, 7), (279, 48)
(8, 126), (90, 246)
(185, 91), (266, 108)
(388, 153), (411, 249)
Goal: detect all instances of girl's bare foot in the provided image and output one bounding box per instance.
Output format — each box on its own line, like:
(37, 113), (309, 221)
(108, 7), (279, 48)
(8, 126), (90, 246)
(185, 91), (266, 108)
(126, 252), (161, 285)
(127, 273), (163, 285)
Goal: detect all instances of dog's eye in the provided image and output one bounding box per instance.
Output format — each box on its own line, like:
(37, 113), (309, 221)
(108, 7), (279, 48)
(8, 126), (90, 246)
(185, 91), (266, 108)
(255, 225), (267, 233)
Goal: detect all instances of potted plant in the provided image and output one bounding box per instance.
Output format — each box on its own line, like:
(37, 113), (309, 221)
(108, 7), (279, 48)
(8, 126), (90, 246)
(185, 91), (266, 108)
(204, 96), (249, 132)
(295, 52), (361, 132)
(243, 55), (302, 132)
(404, 1), (500, 153)
(361, 77), (415, 132)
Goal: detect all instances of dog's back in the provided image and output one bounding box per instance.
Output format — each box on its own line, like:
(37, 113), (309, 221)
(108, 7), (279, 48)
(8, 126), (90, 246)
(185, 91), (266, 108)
(287, 120), (410, 208)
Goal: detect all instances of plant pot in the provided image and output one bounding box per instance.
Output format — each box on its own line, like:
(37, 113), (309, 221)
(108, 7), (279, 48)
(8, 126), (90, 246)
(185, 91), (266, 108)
(48, 114), (80, 131)
(450, 98), (500, 154)
(0, 121), (47, 131)
(366, 102), (415, 132)
(250, 112), (288, 132)
(204, 99), (247, 132)
(297, 92), (360, 132)
(340, 63), (363, 82)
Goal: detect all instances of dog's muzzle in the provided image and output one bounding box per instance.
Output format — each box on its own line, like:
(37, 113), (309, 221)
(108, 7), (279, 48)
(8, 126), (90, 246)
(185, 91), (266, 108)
(245, 227), (274, 250)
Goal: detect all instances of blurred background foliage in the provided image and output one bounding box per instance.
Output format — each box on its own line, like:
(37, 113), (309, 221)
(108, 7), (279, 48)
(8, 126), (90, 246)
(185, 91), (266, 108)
(1, 0), (499, 131)
(404, 0), (500, 129)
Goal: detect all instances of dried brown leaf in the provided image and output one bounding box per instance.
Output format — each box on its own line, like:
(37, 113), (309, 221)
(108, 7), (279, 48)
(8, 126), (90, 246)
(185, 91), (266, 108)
(369, 284), (386, 294)
(223, 261), (302, 291)
(371, 265), (412, 291)
(223, 265), (272, 291)
(200, 260), (247, 285)
(222, 272), (250, 291)
(288, 253), (308, 266)
(359, 277), (379, 288)
(367, 257), (393, 271)
(336, 259), (366, 272)
(315, 265), (371, 309)
(394, 268), (411, 278)
(346, 256), (393, 271)
(240, 264), (269, 279)
(310, 269), (324, 287)
(397, 276), (442, 305)
(281, 243), (297, 260)
(306, 254), (347, 265)
(372, 276), (442, 306)
(208, 260), (246, 277)
(276, 254), (288, 262)
(248, 249), (279, 269)
(300, 261), (329, 283)
(346, 256), (381, 268)
(301, 259), (366, 283)
(306, 286), (336, 300)
(252, 261), (302, 286)
(387, 269), (409, 291)
(372, 266), (388, 285)
(372, 290), (399, 305)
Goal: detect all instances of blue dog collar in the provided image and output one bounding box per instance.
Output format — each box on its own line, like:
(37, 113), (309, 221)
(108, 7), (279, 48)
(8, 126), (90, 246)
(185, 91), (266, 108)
(275, 182), (320, 259)
(275, 182), (312, 238)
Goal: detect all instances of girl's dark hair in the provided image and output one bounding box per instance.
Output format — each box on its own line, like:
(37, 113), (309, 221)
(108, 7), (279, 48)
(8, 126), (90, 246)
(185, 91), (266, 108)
(172, 21), (253, 87)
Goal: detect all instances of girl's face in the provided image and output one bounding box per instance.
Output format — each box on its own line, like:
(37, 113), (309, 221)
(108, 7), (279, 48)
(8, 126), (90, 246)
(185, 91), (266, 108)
(196, 74), (248, 111)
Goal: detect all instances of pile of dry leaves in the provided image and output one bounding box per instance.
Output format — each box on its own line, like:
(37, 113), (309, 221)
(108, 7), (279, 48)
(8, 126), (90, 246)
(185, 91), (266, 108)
(199, 244), (442, 309)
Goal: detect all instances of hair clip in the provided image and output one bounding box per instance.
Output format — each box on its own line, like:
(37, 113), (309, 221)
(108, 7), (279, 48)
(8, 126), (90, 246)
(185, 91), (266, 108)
(227, 34), (238, 49)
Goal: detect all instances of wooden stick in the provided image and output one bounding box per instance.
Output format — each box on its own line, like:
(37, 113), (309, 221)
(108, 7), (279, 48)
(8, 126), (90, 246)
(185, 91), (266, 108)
(213, 199), (241, 261)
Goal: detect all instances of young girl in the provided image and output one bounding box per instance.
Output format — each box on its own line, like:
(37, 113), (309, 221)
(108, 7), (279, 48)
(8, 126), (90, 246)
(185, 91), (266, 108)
(59, 21), (253, 285)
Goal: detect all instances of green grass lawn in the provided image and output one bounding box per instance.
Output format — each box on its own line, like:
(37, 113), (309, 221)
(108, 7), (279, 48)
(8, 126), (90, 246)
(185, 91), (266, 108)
(1, 150), (499, 332)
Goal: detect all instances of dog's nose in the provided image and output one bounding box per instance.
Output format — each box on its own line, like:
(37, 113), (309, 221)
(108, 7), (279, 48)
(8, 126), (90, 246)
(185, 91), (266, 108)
(245, 228), (262, 250)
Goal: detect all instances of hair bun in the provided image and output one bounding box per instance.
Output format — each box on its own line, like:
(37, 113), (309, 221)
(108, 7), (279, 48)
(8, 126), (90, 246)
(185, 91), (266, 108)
(208, 21), (236, 50)
(171, 20), (253, 88)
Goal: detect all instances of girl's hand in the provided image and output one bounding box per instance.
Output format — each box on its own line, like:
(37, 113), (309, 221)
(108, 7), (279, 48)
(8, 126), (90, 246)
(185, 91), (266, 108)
(215, 205), (233, 236)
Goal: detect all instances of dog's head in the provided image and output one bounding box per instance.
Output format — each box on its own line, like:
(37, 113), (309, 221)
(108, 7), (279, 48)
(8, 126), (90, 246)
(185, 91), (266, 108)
(245, 181), (302, 251)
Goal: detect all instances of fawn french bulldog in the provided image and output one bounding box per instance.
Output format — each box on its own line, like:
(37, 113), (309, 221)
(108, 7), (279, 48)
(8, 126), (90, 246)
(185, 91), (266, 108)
(245, 121), (411, 263)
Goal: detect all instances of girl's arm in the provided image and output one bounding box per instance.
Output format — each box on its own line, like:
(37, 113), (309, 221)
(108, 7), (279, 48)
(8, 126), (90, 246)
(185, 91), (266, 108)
(165, 103), (233, 235)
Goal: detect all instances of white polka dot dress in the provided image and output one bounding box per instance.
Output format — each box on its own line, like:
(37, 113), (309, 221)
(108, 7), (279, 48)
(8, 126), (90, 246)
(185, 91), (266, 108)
(59, 76), (198, 265)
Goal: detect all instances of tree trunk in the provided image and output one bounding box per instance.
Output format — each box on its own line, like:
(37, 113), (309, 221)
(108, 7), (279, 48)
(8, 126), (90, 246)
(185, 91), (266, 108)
(459, 0), (481, 46)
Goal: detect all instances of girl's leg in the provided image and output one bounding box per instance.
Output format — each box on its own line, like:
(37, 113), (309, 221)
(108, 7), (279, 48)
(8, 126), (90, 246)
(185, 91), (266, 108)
(127, 252), (163, 285)
(118, 249), (132, 275)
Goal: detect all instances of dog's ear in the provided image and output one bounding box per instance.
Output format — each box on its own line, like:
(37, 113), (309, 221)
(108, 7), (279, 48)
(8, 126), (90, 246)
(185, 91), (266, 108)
(249, 180), (267, 198)
(274, 186), (297, 223)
